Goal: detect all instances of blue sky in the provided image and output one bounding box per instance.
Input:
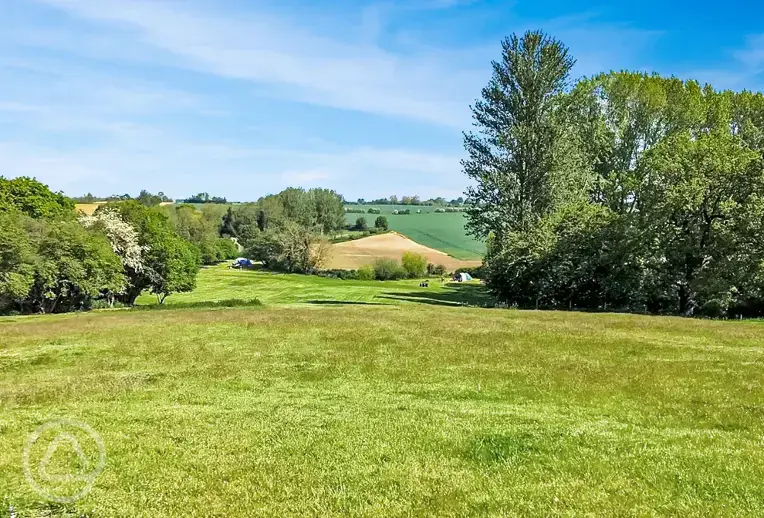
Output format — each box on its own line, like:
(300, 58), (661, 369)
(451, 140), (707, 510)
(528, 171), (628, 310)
(2, 0), (763, 201)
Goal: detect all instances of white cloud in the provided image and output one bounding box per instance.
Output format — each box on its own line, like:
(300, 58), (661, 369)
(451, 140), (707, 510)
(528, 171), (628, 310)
(29, 0), (485, 128)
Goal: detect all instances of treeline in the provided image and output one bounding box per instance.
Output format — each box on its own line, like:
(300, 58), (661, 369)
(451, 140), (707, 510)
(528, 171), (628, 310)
(355, 196), (465, 206)
(0, 177), (201, 314)
(219, 187), (345, 273)
(73, 190), (173, 206)
(182, 193), (228, 204)
(467, 30), (764, 318)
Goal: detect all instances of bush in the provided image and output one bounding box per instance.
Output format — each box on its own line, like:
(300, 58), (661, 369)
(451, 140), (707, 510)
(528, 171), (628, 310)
(401, 251), (427, 278)
(367, 208), (381, 214)
(316, 269), (359, 280)
(374, 216), (389, 230)
(355, 217), (368, 231)
(372, 258), (406, 280)
(344, 207), (365, 214)
(427, 263), (446, 276)
(215, 238), (240, 261)
(400, 209), (411, 215)
(358, 264), (375, 280)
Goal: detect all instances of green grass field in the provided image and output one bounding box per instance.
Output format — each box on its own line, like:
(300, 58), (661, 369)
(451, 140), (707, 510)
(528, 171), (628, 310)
(345, 205), (485, 260)
(3, 267), (764, 516)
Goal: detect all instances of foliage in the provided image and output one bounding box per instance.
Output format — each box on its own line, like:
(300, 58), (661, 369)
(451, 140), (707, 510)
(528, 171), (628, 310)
(100, 201), (201, 305)
(80, 209), (147, 274)
(401, 252), (428, 278)
(427, 263), (446, 276)
(26, 219), (125, 313)
(372, 258), (407, 280)
(357, 264), (375, 280)
(464, 30), (579, 239)
(136, 190), (171, 207)
(374, 216), (389, 230)
(183, 192), (227, 204)
(355, 217), (368, 231)
(0, 176), (75, 219)
(247, 221), (328, 273)
(472, 51), (764, 317)
(0, 213), (37, 312)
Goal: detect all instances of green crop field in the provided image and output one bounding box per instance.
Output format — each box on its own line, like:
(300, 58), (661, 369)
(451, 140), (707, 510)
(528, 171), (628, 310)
(3, 266), (764, 516)
(344, 205), (485, 260)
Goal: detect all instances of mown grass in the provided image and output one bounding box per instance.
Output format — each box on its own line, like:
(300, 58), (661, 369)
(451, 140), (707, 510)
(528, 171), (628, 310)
(344, 205), (485, 260)
(2, 268), (764, 516)
(134, 264), (491, 307)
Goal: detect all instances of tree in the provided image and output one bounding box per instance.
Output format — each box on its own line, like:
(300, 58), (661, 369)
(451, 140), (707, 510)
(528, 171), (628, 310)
(637, 131), (764, 315)
(247, 221), (322, 273)
(100, 201), (200, 305)
(463, 30), (576, 239)
(80, 209), (147, 303)
(26, 220), (125, 313)
(0, 213), (36, 312)
(401, 252), (428, 278)
(0, 177), (75, 219)
(374, 216), (389, 230)
(309, 188), (345, 234)
(355, 217), (368, 231)
(136, 190), (163, 207)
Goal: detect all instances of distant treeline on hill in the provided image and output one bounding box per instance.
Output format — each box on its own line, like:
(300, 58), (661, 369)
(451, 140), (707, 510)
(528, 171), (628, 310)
(353, 196), (465, 206)
(73, 190), (173, 206)
(182, 193), (228, 204)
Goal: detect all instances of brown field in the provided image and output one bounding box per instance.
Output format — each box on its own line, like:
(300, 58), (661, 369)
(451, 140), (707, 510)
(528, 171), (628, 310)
(74, 202), (106, 215)
(76, 201), (175, 215)
(327, 232), (482, 270)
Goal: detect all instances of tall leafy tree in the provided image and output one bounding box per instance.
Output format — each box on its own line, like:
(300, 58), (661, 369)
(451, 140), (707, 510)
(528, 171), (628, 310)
(464, 30), (576, 239)
(0, 177), (75, 219)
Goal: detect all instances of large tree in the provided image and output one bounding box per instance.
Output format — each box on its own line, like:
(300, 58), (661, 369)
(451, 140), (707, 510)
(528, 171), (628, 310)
(99, 201), (200, 305)
(463, 30), (576, 239)
(0, 176), (75, 219)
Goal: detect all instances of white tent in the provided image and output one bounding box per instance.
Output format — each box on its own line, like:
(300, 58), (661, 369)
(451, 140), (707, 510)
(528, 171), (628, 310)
(457, 272), (473, 282)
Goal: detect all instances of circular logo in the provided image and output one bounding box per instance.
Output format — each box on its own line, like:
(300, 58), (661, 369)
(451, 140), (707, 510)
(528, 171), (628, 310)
(22, 419), (106, 503)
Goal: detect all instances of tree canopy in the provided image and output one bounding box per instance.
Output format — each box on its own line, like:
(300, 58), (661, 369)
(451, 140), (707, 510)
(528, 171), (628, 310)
(468, 31), (764, 317)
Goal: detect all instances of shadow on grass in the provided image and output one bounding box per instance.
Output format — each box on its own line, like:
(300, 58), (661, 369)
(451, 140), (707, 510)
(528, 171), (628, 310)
(381, 283), (494, 308)
(134, 298), (263, 311)
(306, 300), (387, 306)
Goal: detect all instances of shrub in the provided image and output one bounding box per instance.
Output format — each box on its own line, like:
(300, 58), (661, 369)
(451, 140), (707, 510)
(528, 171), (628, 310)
(358, 264), (375, 280)
(317, 269), (358, 280)
(215, 238), (240, 261)
(374, 216), (389, 230)
(344, 207), (365, 214)
(367, 208), (381, 214)
(400, 209), (411, 215)
(355, 217), (368, 231)
(434, 208), (446, 213)
(372, 258), (406, 280)
(401, 251), (428, 278)
(427, 263), (446, 276)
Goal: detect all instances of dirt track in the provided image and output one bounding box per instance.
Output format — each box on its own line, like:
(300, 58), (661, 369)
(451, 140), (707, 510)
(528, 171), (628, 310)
(327, 232), (482, 271)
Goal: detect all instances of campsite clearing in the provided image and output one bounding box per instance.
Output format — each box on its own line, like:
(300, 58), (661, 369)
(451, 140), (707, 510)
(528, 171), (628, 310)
(3, 266), (764, 516)
(327, 232), (482, 271)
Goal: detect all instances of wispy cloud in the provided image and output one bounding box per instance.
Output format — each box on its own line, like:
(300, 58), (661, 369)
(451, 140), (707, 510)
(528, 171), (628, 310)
(29, 0), (486, 128)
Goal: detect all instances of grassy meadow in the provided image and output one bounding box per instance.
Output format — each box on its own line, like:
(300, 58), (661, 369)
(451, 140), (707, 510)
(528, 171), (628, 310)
(2, 266), (764, 516)
(344, 205), (485, 260)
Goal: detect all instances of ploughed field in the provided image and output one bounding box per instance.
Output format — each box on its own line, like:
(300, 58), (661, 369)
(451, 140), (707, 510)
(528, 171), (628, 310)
(327, 232), (482, 271)
(2, 267), (764, 516)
